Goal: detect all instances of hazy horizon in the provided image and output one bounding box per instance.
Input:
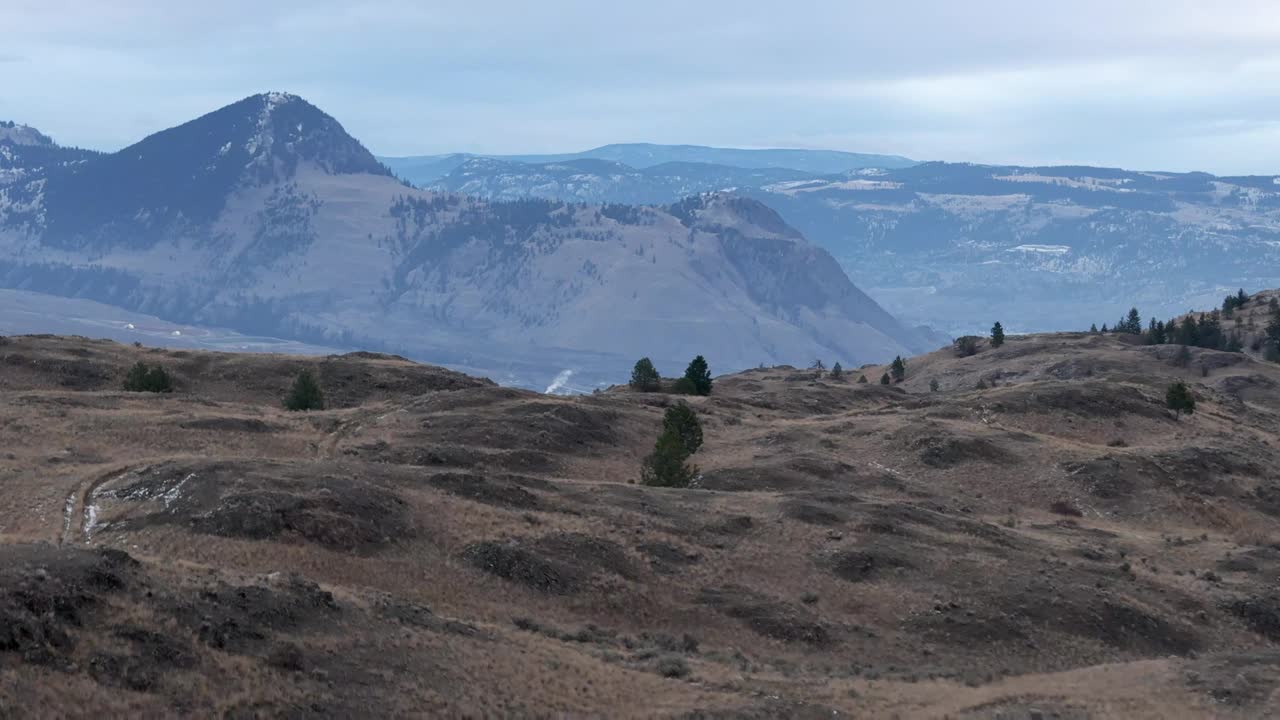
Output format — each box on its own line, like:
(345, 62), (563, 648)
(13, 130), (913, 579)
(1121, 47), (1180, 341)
(5, 1), (1280, 174)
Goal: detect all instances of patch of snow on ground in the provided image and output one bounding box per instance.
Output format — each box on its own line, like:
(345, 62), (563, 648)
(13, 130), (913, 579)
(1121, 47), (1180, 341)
(1009, 244), (1071, 254)
(994, 173), (1130, 191)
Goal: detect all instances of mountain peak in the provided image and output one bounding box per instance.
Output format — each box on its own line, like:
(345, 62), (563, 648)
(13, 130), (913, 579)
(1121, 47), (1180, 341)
(0, 121), (55, 148)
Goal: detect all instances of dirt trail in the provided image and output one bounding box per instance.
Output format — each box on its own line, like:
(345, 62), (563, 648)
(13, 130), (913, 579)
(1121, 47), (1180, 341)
(59, 466), (129, 545)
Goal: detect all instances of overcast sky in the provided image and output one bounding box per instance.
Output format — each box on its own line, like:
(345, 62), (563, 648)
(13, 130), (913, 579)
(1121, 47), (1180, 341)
(3, 0), (1280, 174)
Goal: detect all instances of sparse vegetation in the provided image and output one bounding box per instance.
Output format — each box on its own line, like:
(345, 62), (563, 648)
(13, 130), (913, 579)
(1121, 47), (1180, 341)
(954, 336), (980, 357)
(630, 357), (661, 392)
(284, 370), (325, 411)
(1165, 380), (1196, 420)
(122, 362), (173, 393)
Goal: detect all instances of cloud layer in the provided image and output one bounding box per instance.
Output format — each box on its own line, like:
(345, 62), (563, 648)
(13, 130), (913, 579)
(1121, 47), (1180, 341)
(3, 0), (1279, 173)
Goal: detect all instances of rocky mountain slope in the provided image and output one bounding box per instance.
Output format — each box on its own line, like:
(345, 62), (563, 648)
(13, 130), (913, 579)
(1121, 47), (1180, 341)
(379, 143), (915, 186)
(0, 94), (932, 389)
(2, 291), (1280, 716)
(420, 157), (1280, 337)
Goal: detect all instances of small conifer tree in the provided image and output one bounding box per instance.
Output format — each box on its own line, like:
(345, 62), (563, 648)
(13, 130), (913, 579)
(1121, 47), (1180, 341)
(123, 362), (173, 393)
(640, 430), (698, 488)
(630, 357), (661, 392)
(890, 356), (906, 383)
(284, 370), (325, 411)
(662, 403), (703, 455)
(990, 321), (1005, 347)
(682, 355), (713, 396)
(1165, 380), (1195, 419)
(879, 373), (891, 385)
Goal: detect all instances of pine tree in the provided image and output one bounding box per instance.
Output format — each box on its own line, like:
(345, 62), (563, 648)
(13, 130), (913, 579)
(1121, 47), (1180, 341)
(640, 430), (699, 487)
(879, 373), (891, 385)
(830, 362), (843, 379)
(284, 370), (325, 411)
(889, 356), (906, 382)
(1090, 323), (1098, 333)
(1165, 380), (1196, 420)
(629, 357), (661, 392)
(1123, 308), (1142, 334)
(857, 374), (868, 384)
(1173, 344), (1192, 368)
(122, 362), (173, 393)
(1267, 304), (1280, 350)
(990, 321), (1005, 347)
(929, 378), (940, 392)
(953, 336), (980, 357)
(682, 355), (713, 396)
(662, 403), (703, 455)
(1100, 323), (1109, 334)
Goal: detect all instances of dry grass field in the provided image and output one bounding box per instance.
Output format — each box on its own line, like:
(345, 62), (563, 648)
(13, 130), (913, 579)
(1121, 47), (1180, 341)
(2, 293), (1280, 718)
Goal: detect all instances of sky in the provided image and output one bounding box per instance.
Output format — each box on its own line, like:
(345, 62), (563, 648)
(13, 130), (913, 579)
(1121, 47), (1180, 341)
(3, 0), (1280, 174)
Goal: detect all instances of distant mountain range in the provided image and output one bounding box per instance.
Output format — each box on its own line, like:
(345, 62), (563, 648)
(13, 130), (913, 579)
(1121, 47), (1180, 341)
(0, 95), (935, 389)
(379, 143), (915, 186)
(414, 156), (1280, 334)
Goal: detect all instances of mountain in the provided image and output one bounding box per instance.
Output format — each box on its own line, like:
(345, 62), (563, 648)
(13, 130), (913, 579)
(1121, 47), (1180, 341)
(0, 94), (932, 388)
(379, 143), (916, 186)
(416, 157), (1280, 336)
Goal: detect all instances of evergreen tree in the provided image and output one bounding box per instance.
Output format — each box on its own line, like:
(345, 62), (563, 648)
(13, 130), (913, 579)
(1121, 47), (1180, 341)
(629, 357), (661, 392)
(1173, 344), (1192, 368)
(1176, 317), (1201, 347)
(990, 321), (1005, 347)
(1268, 304), (1280, 347)
(1089, 323), (1098, 333)
(830, 362), (843, 379)
(857, 374), (868, 384)
(889, 356), (906, 382)
(1100, 323), (1109, 333)
(682, 355), (713, 396)
(811, 359), (825, 371)
(1165, 380), (1196, 420)
(954, 336), (980, 357)
(122, 362), (174, 393)
(640, 430), (699, 487)
(662, 403), (703, 455)
(284, 370), (325, 411)
(1123, 308), (1142, 334)
(1238, 288), (1249, 306)
(929, 378), (940, 392)
(879, 373), (891, 385)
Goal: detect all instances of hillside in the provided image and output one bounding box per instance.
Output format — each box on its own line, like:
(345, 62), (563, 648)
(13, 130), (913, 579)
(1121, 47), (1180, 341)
(0, 94), (932, 389)
(1, 291), (1279, 716)
(379, 143), (916, 185)
(417, 157), (1280, 336)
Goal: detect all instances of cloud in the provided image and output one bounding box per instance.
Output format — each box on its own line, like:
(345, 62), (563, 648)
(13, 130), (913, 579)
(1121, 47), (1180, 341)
(2, 0), (1280, 173)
